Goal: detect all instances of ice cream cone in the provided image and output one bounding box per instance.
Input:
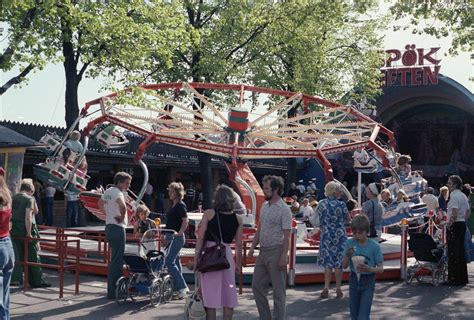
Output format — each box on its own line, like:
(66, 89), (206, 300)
(352, 256), (364, 281)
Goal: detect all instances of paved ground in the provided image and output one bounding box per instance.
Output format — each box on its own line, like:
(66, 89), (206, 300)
(10, 264), (474, 319)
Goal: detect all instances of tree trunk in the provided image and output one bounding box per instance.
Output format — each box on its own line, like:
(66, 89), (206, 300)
(62, 18), (80, 129)
(64, 65), (79, 129)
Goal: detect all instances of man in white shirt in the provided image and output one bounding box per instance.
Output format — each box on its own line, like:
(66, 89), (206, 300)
(98, 171), (132, 299)
(446, 175), (469, 285)
(422, 187), (439, 213)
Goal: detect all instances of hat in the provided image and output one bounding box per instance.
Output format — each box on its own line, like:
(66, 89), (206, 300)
(311, 178), (316, 181)
(368, 182), (380, 195)
(298, 180), (303, 183)
(0, 167), (4, 176)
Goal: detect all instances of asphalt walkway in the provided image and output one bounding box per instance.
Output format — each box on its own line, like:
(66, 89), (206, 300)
(10, 264), (474, 319)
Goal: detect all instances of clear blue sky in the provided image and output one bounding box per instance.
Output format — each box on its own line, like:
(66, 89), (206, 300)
(1, 26), (472, 128)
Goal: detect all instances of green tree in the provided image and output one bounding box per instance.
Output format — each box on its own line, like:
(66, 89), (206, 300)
(390, 1), (473, 55)
(0, 1), (52, 95)
(148, 0), (273, 209)
(1, 0), (188, 127)
(246, 0), (384, 186)
(249, 0), (383, 103)
(144, 0), (385, 205)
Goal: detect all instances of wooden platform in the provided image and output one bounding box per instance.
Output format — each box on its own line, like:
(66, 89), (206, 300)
(38, 227), (410, 284)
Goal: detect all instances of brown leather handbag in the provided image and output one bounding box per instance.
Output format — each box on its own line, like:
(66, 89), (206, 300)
(195, 211), (230, 273)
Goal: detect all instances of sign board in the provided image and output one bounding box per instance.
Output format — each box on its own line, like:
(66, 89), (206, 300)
(381, 44), (441, 86)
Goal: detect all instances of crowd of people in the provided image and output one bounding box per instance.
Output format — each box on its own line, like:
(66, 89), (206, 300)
(0, 163), (472, 319)
(95, 173), (389, 319)
(275, 173), (471, 319)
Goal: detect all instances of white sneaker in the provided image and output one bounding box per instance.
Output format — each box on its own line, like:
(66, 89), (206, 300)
(173, 288), (189, 300)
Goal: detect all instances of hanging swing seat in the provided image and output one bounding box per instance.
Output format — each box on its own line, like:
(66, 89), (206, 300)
(93, 124), (129, 149)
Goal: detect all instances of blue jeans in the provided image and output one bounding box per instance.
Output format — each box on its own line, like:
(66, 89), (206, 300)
(45, 197), (54, 226)
(105, 224), (125, 299)
(165, 234), (187, 291)
(66, 200), (79, 227)
(0, 237), (15, 319)
(349, 272), (375, 320)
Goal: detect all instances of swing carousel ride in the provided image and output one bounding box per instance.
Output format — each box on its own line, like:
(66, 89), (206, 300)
(35, 82), (428, 232)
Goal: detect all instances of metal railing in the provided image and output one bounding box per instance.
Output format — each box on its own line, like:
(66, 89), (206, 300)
(11, 232), (80, 299)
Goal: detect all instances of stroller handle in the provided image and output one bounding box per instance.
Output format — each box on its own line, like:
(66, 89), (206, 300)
(140, 228), (178, 244)
(157, 228), (177, 235)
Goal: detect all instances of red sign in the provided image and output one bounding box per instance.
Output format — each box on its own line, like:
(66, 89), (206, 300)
(381, 44), (441, 86)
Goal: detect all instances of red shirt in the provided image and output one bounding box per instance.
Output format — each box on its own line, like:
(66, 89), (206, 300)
(0, 208), (11, 238)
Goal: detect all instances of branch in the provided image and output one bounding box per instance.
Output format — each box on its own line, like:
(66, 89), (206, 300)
(275, 53), (291, 70)
(226, 48), (260, 75)
(99, 43), (131, 74)
(200, 6), (219, 26)
(326, 43), (359, 54)
(176, 50), (191, 66)
(77, 62), (90, 81)
(185, 2), (195, 26)
(142, 65), (163, 82)
(224, 23), (269, 61)
(0, 64), (34, 95)
(0, 6), (38, 67)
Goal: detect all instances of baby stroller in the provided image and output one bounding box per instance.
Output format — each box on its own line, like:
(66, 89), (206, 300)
(116, 228), (175, 306)
(406, 232), (447, 286)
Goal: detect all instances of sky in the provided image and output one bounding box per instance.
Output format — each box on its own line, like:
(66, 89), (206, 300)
(0, 16), (472, 128)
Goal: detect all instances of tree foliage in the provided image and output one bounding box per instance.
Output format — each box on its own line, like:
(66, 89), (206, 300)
(0, 1), (56, 94)
(143, 0), (274, 208)
(247, 0), (384, 105)
(390, 0), (473, 55)
(1, 0), (189, 126)
(147, 0), (272, 84)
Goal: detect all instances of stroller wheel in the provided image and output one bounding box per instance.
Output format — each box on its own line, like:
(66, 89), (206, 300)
(161, 275), (173, 303)
(440, 260), (448, 283)
(432, 269), (441, 287)
(129, 276), (138, 302)
(150, 278), (163, 307)
(405, 268), (415, 285)
(416, 274), (423, 283)
(115, 277), (129, 305)
(442, 268), (448, 283)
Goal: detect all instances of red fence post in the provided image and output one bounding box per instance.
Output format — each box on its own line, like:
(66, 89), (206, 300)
(75, 239), (80, 295)
(400, 219), (408, 280)
(288, 219), (297, 286)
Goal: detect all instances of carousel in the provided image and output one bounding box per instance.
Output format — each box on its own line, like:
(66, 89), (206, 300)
(34, 82), (429, 284)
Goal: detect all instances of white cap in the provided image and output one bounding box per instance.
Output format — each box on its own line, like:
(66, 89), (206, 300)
(298, 180), (303, 183)
(368, 182), (380, 195)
